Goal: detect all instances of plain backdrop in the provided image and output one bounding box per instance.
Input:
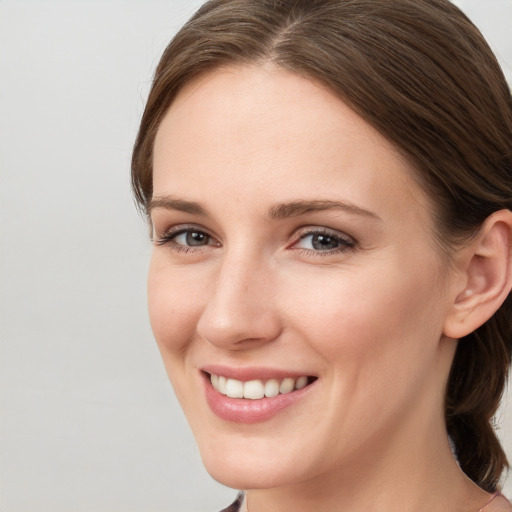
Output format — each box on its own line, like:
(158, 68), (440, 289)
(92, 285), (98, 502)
(0, 1), (511, 511)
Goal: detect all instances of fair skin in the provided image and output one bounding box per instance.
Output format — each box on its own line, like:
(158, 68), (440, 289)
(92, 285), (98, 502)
(148, 64), (512, 512)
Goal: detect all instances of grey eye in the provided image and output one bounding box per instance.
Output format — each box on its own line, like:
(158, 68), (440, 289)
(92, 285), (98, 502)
(310, 234), (342, 250)
(296, 233), (348, 251)
(174, 230), (211, 246)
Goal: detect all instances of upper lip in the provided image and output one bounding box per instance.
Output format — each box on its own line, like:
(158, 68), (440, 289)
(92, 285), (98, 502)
(201, 364), (316, 382)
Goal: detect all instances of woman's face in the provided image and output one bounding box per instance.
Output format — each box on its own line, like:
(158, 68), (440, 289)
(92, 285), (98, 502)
(149, 65), (458, 490)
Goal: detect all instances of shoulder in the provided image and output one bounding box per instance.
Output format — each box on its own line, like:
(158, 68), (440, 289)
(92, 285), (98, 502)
(219, 492), (245, 512)
(480, 493), (512, 512)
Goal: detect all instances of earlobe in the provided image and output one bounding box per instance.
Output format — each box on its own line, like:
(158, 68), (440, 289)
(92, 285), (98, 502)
(443, 209), (512, 339)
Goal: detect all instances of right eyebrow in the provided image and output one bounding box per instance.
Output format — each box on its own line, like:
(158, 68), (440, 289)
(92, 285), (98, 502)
(148, 195), (209, 216)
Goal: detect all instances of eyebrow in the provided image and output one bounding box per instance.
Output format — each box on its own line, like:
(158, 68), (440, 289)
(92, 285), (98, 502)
(149, 195), (380, 221)
(267, 200), (381, 221)
(149, 196), (209, 216)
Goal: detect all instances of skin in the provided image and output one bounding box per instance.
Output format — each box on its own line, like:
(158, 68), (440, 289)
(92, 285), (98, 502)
(148, 64), (500, 511)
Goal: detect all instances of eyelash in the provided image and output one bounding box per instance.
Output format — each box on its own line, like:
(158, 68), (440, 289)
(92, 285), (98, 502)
(153, 225), (357, 256)
(292, 228), (357, 256)
(154, 225), (217, 253)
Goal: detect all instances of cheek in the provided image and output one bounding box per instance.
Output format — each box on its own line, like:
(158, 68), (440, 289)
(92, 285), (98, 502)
(285, 265), (446, 449)
(147, 260), (211, 413)
(286, 261), (444, 372)
(147, 259), (205, 355)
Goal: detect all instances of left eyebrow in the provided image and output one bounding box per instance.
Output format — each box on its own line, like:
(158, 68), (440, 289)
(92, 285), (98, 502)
(267, 200), (381, 221)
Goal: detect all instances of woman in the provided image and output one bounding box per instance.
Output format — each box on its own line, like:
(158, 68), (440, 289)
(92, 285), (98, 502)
(132, 0), (512, 510)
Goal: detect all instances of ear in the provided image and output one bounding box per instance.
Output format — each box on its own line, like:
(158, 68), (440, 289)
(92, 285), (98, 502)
(443, 209), (512, 339)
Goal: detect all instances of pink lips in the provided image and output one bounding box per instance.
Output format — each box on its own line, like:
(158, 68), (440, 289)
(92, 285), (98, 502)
(202, 366), (317, 424)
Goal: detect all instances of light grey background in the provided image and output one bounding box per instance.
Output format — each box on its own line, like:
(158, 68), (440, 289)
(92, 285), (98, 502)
(0, 1), (511, 511)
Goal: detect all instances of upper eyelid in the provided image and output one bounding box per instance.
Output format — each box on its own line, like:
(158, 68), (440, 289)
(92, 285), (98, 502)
(153, 223), (215, 238)
(293, 225), (356, 241)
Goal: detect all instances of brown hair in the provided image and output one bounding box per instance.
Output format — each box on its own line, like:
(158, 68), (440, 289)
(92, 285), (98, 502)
(132, 0), (512, 492)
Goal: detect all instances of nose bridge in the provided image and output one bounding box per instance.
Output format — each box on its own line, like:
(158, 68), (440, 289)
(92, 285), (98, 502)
(196, 246), (281, 348)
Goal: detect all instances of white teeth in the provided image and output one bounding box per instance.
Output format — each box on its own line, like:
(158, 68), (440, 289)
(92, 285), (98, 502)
(225, 378), (244, 398)
(209, 374), (312, 399)
(218, 375), (227, 394)
(264, 379), (280, 397)
(244, 380), (265, 400)
(279, 377), (295, 394)
(295, 376), (308, 390)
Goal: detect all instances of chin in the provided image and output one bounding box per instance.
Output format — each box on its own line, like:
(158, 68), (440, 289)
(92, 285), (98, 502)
(202, 451), (305, 490)
(193, 425), (329, 491)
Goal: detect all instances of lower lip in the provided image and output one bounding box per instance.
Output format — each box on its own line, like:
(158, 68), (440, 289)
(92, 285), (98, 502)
(203, 374), (316, 424)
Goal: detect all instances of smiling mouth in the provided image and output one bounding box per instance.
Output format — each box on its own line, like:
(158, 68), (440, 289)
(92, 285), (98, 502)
(207, 373), (317, 400)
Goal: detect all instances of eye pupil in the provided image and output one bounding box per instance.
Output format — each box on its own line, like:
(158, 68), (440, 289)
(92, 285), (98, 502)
(312, 234), (340, 250)
(186, 231), (209, 246)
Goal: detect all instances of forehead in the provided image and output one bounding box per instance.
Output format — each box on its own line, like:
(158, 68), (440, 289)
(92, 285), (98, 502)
(152, 64), (431, 225)
(156, 64), (393, 161)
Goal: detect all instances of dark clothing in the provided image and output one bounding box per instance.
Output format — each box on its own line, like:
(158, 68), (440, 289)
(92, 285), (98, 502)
(219, 492), (244, 512)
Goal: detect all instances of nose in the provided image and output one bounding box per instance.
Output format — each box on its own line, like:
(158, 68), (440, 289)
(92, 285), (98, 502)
(196, 253), (282, 350)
